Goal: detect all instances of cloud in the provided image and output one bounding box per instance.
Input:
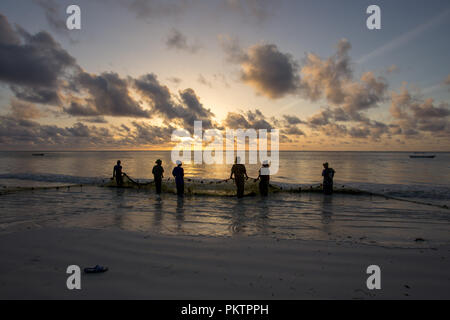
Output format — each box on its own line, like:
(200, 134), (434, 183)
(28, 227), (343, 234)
(178, 88), (215, 129)
(305, 105), (392, 141)
(0, 115), (117, 148)
(218, 35), (247, 63)
(119, 0), (278, 25)
(8, 99), (41, 120)
(134, 73), (215, 130)
(221, 108), (301, 143)
(300, 38), (387, 115)
(240, 44), (299, 99)
(223, 109), (273, 130)
(386, 65), (399, 74)
(197, 74), (212, 87)
(224, 0), (279, 23)
(198, 73), (232, 89)
(318, 123), (348, 138)
(165, 28), (200, 53)
(0, 14), (79, 105)
(0, 12), (216, 133)
(33, 0), (77, 43)
(222, 112), (250, 129)
(33, 0), (66, 31)
(390, 85), (450, 120)
(134, 73), (174, 116)
(64, 100), (100, 117)
(70, 72), (151, 118)
(131, 121), (176, 145)
(411, 99), (450, 118)
(220, 37), (300, 99)
(307, 108), (332, 126)
(0, 113), (180, 149)
(300, 39), (353, 104)
(295, 39), (389, 140)
(282, 125), (305, 136)
(126, 0), (191, 20)
(283, 114), (304, 125)
(10, 85), (62, 106)
(348, 126), (371, 139)
(78, 116), (108, 124)
(306, 107), (363, 127)
(389, 85), (450, 137)
(213, 73), (230, 88)
(167, 76), (182, 85)
(445, 74), (450, 89)
(179, 88), (214, 119)
(220, 38), (387, 107)
(0, 13), (20, 44)
(339, 71), (387, 114)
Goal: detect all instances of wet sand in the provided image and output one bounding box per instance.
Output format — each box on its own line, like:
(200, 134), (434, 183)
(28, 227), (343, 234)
(0, 227), (449, 299)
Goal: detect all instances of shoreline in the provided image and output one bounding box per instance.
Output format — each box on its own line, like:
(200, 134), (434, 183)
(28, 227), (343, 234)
(1, 182), (448, 210)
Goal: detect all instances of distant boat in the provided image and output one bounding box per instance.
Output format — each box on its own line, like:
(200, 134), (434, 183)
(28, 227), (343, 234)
(32, 153), (45, 156)
(409, 152), (435, 159)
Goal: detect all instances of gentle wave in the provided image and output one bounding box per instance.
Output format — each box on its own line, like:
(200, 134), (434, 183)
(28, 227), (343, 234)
(1, 172), (449, 203)
(0, 173), (104, 185)
(343, 182), (450, 202)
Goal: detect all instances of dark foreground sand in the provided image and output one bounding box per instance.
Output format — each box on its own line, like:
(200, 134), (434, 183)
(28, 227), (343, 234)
(0, 227), (449, 299)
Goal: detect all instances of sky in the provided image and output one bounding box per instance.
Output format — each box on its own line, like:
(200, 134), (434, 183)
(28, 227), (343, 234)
(0, 0), (449, 151)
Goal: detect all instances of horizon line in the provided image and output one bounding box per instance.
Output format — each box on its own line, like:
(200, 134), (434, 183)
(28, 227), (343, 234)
(0, 149), (448, 153)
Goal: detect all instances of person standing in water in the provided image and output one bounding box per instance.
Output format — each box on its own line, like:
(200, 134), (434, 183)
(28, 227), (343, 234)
(172, 160), (184, 196)
(113, 160), (123, 186)
(256, 160), (270, 196)
(322, 162), (335, 195)
(152, 159), (164, 194)
(230, 157), (248, 198)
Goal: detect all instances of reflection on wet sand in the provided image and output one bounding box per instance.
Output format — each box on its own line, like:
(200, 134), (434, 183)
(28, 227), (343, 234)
(230, 198), (247, 234)
(175, 196), (185, 232)
(255, 198), (270, 236)
(320, 195), (334, 235)
(3, 186), (447, 248)
(153, 197), (164, 231)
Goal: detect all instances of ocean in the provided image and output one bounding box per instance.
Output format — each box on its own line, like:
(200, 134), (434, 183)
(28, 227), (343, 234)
(0, 151), (449, 248)
(0, 151), (449, 205)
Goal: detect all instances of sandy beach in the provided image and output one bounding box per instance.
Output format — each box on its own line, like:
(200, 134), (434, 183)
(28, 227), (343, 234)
(1, 225), (449, 299)
(0, 182), (449, 300)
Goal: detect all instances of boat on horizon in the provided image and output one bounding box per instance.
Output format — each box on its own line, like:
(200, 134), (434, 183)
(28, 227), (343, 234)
(409, 152), (436, 159)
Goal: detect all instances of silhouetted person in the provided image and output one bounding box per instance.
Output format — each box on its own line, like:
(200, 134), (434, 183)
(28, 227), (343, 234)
(113, 160), (123, 186)
(230, 157), (248, 198)
(172, 160), (184, 196)
(152, 159), (164, 194)
(322, 162), (335, 195)
(256, 160), (270, 196)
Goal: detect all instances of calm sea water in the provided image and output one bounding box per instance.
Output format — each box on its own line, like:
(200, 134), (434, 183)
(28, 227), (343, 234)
(0, 151), (449, 204)
(0, 151), (449, 246)
(0, 186), (449, 247)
